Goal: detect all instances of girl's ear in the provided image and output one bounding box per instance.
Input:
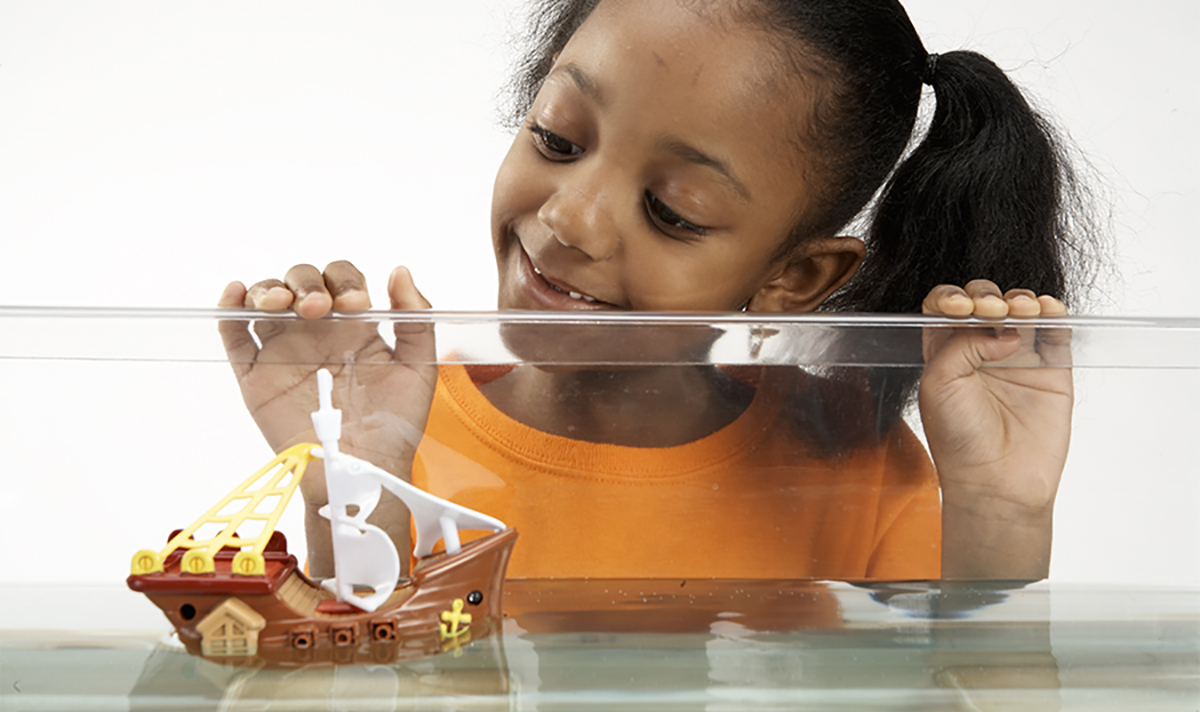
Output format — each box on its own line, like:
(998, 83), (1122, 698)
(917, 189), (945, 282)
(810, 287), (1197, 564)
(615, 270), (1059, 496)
(747, 237), (866, 313)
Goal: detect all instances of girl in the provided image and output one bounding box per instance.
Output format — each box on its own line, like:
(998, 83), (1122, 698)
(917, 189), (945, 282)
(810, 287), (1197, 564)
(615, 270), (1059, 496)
(219, 0), (1093, 582)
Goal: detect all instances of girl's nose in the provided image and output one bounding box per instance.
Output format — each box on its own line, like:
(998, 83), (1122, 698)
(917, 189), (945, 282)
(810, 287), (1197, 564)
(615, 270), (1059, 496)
(537, 179), (620, 262)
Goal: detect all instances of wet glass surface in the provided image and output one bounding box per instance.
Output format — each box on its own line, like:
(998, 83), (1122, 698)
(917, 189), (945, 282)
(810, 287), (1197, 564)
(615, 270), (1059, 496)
(2, 580), (1197, 711)
(0, 309), (1197, 709)
(2, 308), (1196, 583)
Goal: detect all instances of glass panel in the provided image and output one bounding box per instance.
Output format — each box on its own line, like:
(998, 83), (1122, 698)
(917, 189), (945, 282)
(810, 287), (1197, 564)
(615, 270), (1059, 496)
(2, 581), (1196, 709)
(2, 307), (1197, 584)
(1, 308), (1196, 708)
(3, 306), (1198, 367)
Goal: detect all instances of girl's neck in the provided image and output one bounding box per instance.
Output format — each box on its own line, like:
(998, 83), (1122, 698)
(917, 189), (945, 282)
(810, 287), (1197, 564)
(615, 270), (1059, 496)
(476, 364), (755, 448)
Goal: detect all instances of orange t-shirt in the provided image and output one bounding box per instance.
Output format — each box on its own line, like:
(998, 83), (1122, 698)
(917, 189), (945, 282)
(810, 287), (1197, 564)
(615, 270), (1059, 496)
(413, 365), (941, 580)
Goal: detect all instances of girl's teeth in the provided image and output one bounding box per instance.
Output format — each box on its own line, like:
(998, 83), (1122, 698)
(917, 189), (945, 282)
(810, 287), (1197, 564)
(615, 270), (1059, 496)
(531, 262), (598, 302)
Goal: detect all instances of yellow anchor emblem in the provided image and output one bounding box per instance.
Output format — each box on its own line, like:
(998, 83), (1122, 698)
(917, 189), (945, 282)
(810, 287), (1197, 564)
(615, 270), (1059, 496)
(438, 598), (472, 641)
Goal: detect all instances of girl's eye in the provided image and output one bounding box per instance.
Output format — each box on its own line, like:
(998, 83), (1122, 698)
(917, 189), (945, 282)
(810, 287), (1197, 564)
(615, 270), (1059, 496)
(530, 124), (583, 158)
(645, 191), (707, 237)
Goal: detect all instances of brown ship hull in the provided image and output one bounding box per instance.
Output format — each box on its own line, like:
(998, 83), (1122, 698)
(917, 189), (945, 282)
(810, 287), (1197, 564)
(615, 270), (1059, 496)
(128, 528), (517, 668)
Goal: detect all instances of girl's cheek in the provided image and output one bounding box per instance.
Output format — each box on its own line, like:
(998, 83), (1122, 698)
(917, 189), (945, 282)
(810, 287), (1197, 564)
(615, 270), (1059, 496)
(506, 157), (559, 220)
(491, 150), (530, 223)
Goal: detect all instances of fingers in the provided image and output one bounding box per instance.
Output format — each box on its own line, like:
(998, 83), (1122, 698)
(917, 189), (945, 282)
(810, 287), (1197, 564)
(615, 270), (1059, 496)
(233, 260), (419, 316)
(245, 279), (295, 311)
(324, 260), (372, 313)
(1000, 289), (1040, 318)
(218, 280), (247, 308)
(388, 266), (436, 375)
(923, 280), (1009, 317)
(217, 281), (258, 378)
(922, 321), (1023, 374)
(284, 264), (334, 319)
(923, 280), (1066, 319)
(1036, 294), (1068, 317)
(236, 261), (373, 320)
(921, 281), (1072, 372)
(388, 266), (432, 310)
(922, 284), (975, 317)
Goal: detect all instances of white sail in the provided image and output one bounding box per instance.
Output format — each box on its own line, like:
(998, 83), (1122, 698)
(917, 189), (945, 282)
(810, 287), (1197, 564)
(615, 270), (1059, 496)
(310, 369), (507, 613)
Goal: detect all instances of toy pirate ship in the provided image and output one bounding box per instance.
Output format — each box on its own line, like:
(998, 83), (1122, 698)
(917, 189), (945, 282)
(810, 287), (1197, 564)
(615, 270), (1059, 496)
(127, 369), (517, 667)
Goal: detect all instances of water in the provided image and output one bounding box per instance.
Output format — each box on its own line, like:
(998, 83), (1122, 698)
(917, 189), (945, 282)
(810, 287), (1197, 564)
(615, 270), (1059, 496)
(2, 580), (1196, 711)
(2, 310), (1198, 709)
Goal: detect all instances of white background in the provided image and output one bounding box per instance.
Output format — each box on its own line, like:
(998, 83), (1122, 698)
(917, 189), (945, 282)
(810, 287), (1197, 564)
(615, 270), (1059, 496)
(1, 1), (1196, 586)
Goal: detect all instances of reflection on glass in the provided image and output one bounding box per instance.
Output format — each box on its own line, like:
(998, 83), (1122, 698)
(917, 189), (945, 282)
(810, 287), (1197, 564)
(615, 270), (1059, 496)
(204, 311), (1088, 583)
(2, 308), (1197, 588)
(0, 306), (1197, 708)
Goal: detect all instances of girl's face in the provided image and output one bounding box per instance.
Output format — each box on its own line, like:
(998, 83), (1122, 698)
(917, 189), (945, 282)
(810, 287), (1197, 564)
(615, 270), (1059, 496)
(492, 0), (845, 313)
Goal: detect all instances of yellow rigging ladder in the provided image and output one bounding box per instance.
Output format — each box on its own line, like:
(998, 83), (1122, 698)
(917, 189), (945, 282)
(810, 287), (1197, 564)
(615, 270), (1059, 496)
(129, 443), (316, 576)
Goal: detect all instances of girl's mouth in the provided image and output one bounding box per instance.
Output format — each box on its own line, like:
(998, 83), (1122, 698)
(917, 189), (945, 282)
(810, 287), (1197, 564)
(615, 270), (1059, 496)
(530, 263), (599, 303)
(517, 241), (615, 310)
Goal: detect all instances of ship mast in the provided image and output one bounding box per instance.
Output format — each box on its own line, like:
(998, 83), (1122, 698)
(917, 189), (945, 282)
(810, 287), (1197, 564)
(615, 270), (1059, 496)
(131, 369), (507, 614)
(312, 369), (506, 613)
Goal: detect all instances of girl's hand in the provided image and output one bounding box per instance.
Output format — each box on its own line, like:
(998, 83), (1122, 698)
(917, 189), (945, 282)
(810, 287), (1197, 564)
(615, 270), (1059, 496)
(919, 279), (1072, 580)
(217, 261), (436, 576)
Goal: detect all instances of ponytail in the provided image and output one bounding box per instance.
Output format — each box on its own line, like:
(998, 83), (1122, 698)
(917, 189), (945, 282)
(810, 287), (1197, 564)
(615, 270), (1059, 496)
(822, 50), (1097, 440)
(754, 3), (1104, 448)
(829, 50), (1081, 315)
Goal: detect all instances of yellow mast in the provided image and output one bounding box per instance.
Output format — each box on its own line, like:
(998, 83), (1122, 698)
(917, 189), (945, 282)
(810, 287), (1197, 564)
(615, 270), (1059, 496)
(130, 443), (317, 576)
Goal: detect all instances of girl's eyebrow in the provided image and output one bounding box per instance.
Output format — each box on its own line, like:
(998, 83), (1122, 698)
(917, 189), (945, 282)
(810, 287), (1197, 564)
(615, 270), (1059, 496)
(657, 137), (751, 202)
(552, 63), (606, 106)
(551, 62), (750, 202)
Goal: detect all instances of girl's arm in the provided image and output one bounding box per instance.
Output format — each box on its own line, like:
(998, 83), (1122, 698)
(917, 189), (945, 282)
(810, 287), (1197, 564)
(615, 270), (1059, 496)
(919, 280), (1072, 580)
